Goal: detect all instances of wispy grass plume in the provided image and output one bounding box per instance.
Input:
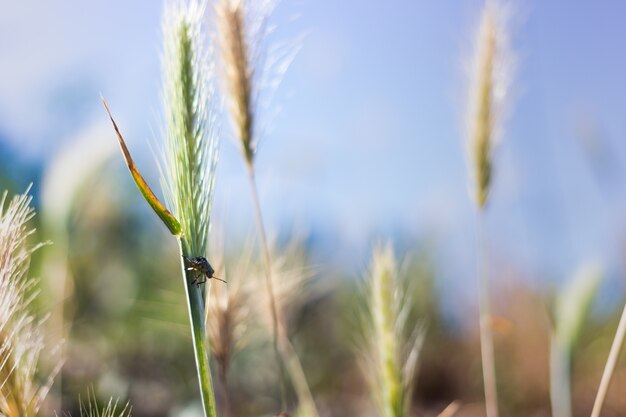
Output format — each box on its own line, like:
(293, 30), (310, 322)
(0, 189), (56, 417)
(362, 244), (423, 417)
(464, 3), (514, 417)
(104, 1), (220, 416)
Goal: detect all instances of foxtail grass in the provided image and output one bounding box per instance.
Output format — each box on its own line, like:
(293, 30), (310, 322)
(362, 244), (423, 417)
(550, 263), (601, 417)
(216, 0), (316, 415)
(465, 3), (513, 417)
(0, 189), (57, 417)
(103, 1), (220, 416)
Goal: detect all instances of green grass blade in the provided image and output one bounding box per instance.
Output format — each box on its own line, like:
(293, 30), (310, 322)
(102, 97), (182, 236)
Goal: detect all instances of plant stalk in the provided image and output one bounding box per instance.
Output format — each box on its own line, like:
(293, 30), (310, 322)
(476, 213), (498, 417)
(245, 163), (288, 409)
(178, 239), (218, 417)
(280, 335), (318, 417)
(590, 302), (626, 417)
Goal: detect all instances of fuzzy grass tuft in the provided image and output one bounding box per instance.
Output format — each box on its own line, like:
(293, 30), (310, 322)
(0, 189), (56, 417)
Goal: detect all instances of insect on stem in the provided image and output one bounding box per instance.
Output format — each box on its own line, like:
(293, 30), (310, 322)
(183, 256), (227, 286)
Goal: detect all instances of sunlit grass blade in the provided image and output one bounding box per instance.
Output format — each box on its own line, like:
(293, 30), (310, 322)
(102, 97), (182, 236)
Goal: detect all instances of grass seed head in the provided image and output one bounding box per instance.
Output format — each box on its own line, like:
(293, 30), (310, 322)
(162, 0), (220, 256)
(362, 243), (424, 417)
(467, 1), (514, 209)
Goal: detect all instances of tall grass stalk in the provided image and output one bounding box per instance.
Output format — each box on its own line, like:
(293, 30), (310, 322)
(465, 3), (513, 417)
(216, 0), (284, 405)
(162, 1), (220, 414)
(364, 244), (423, 417)
(0, 189), (56, 417)
(216, 0), (317, 414)
(104, 1), (220, 416)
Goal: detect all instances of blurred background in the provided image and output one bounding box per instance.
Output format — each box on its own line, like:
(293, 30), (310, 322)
(2, 0), (626, 416)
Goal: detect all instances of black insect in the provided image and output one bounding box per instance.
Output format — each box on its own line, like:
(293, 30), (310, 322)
(183, 256), (226, 287)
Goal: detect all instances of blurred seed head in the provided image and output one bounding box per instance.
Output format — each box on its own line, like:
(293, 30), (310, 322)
(161, 0), (220, 256)
(217, 0), (255, 165)
(258, 239), (313, 332)
(362, 243), (423, 417)
(0, 190), (56, 417)
(205, 240), (254, 377)
(466, 1), (514, 209)
(207, 235), (312, 350)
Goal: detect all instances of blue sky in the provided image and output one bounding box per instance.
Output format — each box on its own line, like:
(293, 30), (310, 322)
(2, 0), (626, 308)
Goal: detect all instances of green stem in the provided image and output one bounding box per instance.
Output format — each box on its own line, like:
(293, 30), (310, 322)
(178, 239), (218, 417)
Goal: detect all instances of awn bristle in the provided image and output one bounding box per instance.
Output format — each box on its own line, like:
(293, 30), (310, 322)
(78, 394), (132, 417)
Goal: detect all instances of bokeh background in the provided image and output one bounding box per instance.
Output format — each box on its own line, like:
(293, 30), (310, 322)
(2, 0), (626, 416)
